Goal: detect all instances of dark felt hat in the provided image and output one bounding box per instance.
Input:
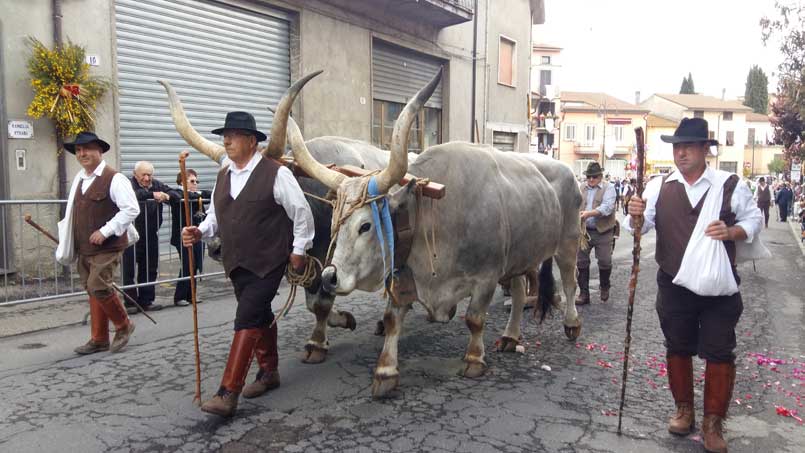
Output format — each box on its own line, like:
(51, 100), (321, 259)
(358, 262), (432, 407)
(661, 117), (719, 146)
(63, 131), (110, 154)
(211, 111), (267, 142)
(583, 161), (604, 177)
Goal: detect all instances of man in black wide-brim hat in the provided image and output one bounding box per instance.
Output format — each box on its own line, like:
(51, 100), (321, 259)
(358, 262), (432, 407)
(626, 117), (763, 453)
(182, 111), (315, 417)
(55, 132), (140, 355)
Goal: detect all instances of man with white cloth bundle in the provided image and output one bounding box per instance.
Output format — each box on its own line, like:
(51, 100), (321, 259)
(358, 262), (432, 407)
(56, 132), (140, 355)
(627, 118), (763, 453)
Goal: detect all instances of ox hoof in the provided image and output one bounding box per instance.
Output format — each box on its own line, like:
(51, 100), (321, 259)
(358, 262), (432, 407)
(339, 311), (357, 331)
(301, 344), (328, 364)
(371, 372), (400, 399)
(564, 320), (583, 341)
(462, 361), (488, 378)
(374, 320), (386, 336)
(496, 336), (521, 353)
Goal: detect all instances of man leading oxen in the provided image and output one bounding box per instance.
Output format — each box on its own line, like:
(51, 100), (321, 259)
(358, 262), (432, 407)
(285, 69), (584, 398)
(159, 77), (418, 363)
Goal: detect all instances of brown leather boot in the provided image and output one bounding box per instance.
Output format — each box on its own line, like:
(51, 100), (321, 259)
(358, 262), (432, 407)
(575, 268), (590, 305)
(201, 328), (262, 417)
(702, 361), (735, 453)
(96, 293), (135, 353)
(599, 269), (612, 302)
(75, 297), (110, 355)
(243, 324), (281, 399)
(667, 355), (695, 435)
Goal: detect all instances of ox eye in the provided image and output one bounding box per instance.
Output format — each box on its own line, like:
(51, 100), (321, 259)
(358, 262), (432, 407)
(359, 222), (371, 234)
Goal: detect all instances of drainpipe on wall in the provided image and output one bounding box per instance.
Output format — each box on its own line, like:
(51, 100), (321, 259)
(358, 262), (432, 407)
(470, 0), (478, 143)
(52, 0), (67, 214)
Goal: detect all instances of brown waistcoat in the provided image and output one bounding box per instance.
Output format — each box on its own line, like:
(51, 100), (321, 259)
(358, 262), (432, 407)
(214, 156), (292, 278)
(579, 181), (617, 233)
(73, 165), (129, 256)
(756, 185), (771, 207)
(655, 174), (739, 278)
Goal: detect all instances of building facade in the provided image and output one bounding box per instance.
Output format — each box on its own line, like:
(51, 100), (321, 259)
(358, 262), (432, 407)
(640, 93), (752, 175)
(529, 42), (561, 154)
(0, 0), (544, 274)
(557, 91), (648, 179)
(744, 111), (783, 177)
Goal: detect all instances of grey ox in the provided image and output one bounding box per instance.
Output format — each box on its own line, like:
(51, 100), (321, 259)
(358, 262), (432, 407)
(285, 69), (584, 398)
(159, 74), (417, 364)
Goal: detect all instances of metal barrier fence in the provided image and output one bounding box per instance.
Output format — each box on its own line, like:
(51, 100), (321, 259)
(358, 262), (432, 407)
(0, 198), (226, 308)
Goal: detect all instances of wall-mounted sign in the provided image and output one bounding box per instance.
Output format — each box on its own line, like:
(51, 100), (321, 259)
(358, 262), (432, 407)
(7, 120), (34, 139)
(86, 55), (100, 66)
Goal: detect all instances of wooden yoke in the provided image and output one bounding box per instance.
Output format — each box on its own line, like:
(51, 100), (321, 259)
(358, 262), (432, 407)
(283, 159), (446, 199)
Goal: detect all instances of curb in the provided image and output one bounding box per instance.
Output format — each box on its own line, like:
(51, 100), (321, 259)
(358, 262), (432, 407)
(788, 219), (805, 256)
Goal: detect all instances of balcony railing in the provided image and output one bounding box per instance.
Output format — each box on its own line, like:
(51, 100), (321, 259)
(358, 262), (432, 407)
(325, 0), (473, 28)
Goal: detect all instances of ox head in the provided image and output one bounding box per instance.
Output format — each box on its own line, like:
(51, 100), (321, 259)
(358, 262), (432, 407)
(288, 69), (443, 295)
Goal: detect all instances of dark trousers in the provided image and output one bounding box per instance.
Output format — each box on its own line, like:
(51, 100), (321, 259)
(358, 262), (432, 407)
(122, 234), (159, 306)
(759, 204), (769, 226)
(655, 270), (743, 363)
(173, 243), (203, 303)
(780, 203), (789, 221)
(230, 265), (285, 330)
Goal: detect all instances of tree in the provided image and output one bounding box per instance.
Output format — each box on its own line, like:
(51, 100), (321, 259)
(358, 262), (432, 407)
(679, 72), (696, 94)
(744, 65), (770, 114)
(762, 1), (805, 163)
(768, 157), (786, 174)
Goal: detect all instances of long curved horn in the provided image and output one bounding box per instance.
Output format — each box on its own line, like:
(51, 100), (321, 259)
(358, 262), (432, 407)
(287, 115), (346, 190)
(375, 67), (443, 193)
(158, 80), (225, 163)
(265, 70), (324, 159)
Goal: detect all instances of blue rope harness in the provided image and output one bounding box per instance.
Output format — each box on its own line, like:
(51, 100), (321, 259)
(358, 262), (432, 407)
(367, 176), (395, 282)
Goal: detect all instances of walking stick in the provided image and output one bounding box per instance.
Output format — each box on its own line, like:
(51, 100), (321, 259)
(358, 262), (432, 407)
(616, 127), (647, 434)
(24, 214), (157, 324)
(179, 150), (203, 405)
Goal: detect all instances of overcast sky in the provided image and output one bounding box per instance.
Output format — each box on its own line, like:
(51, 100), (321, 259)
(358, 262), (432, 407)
(535, 0), (785, 104)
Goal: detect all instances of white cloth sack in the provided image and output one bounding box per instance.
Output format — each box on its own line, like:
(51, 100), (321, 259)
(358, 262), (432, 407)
(672, 173), (739, 296)
(56, 173), (139, 265)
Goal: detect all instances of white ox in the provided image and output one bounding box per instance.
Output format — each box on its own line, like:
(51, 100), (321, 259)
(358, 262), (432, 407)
(285, 70), (584, 398)
(159, 74), (418, 363)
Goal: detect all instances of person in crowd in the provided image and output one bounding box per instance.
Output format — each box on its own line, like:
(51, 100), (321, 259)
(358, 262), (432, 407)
(613, 177), (622, 212)
(621, 178), (635, 216)
(756, 177), (772, 228)
(626, 117), (763, 453)
(775, 182), (793, 222)
(122, 161), (175, 312)
(55, 132), (138, 355)
(575, 161), (617, 305)
(182, 111), (314, 417)
(169, 169), (212, 306)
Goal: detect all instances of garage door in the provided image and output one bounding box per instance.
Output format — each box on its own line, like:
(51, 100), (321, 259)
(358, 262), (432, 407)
(115, 0), (291, 188)
(372, 40), (443, 109)
(493, 131), (517, 152)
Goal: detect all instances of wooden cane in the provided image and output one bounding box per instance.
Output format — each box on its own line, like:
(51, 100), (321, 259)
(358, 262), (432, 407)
(617, 127), (647, 434)
(24, 214), (59, 244)
(179, 150), (203, 405)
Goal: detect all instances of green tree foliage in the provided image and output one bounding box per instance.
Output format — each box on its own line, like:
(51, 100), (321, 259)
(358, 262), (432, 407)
(762, 1), (804, 162)
(768, 157), (786, 174)
(679, 72), (696, 94)
(744, 65), (769, 114)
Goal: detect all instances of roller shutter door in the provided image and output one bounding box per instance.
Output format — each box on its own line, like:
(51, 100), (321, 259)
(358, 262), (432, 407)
(114, 0), (290, 250)
(493, 131), (517, 152)
(372, 40), (443, 109)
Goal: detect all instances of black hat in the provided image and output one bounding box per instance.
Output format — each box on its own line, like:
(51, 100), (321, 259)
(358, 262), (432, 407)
(583, 161), (604, 177)
(211, 111), (267, 142)
(63, 131), (111, 154)
(661, 117), (719, 146)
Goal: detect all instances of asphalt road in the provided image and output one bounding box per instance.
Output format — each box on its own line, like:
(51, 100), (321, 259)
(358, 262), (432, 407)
(1, 213), (804, 452)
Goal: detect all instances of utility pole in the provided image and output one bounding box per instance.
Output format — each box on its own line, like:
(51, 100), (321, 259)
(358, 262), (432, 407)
(600, 99), (608, 167)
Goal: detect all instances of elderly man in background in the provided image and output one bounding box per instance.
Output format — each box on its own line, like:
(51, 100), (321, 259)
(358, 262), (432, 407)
(122, 161), (175, 312)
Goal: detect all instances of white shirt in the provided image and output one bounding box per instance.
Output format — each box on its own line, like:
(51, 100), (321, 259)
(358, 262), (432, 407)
(624, 167), (763, 244)
(198, 152), (315, 255)
(76, 160), (140, 238)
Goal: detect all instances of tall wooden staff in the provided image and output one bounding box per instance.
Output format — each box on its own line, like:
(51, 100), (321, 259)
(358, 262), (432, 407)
(617, 127), (647, 434)
(179, 150), (202, 405)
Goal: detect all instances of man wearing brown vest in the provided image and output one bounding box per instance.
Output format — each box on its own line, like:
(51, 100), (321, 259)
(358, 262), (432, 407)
(182, 111), (314, 417)
(56, 132), (140, 355)
(575, 161), (618, 305)
(756, 177), (771, 228)
(627, 118), (762, 453)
